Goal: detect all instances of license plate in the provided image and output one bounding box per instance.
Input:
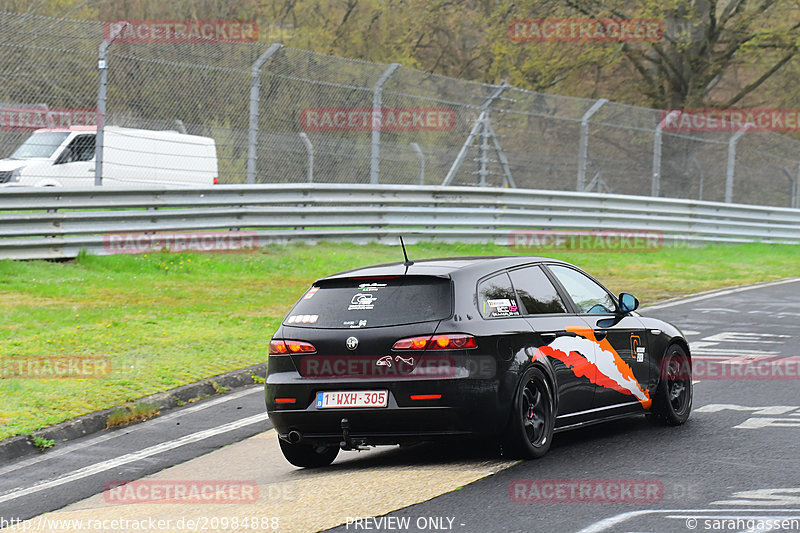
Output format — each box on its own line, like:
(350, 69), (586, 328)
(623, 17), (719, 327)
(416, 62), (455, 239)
(315, 390), (388, 409)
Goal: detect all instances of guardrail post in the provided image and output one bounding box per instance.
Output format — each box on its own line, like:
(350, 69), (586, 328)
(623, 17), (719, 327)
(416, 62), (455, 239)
(410, 142), (424, 185)
(299, 132), (314, 183)
(577, 98), (607, 192)
(726, 123), (753, 203)
(95, 21), (129, 186)
(652, 110), (680, 197)
(370, 63), (401, 185)
(247, 43), (284, 185)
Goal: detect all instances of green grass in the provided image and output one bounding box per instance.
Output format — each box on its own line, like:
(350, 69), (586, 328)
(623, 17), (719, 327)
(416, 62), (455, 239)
(0, 242), (798, 441)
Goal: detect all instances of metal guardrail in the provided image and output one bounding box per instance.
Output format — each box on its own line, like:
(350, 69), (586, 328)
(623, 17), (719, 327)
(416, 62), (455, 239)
(1, 184), (799, 260)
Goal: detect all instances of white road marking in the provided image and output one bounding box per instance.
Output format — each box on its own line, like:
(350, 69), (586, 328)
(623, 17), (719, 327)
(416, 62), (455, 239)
(701, 332), (788, 344)
(0, 412), (269, 504)
(694, 405), (798, 415)
(577, 509), (800, 533)
(734, 418), (800, 429)
(690, 348), (780, 356)
(0, 386), (262, 477)
(712, 488), (800, 507)
(643, 278), (800, 310)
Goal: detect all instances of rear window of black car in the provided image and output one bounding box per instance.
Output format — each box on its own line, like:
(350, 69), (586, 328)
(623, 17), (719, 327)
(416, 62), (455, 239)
(284, 276), (452, 329)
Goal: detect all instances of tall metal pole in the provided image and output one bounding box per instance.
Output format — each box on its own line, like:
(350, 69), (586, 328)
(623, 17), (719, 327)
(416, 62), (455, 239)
(726, 123), (753, 203)
(95, 21), (129, 186)
(247, 43), (283, 185)
(410, 142), (424, 185)
(370, 63), (401, 185)
(795, 163), (800, 209)
(299, 132), (314, 183)
(576, 98), (607, 192)
(652, 110), (680, 197)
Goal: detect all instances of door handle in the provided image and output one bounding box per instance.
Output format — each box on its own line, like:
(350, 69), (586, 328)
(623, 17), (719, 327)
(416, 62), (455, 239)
(540, 330), (578, 340)
(594, 329), (608, 341)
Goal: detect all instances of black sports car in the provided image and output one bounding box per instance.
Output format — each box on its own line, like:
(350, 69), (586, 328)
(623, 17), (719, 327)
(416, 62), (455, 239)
(266, 256), (692, 467)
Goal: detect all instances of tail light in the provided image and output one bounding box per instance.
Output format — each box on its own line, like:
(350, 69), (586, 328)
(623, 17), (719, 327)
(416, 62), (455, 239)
(213, 177), (219, 184)
(269, 339), (316, 355)
(393, 334), (476, 351)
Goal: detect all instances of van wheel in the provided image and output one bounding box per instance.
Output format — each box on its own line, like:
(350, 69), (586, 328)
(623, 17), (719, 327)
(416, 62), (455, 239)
(649, 344), (692, 425)
(502, 367), (554, 459)
(278, 439), (339, 468)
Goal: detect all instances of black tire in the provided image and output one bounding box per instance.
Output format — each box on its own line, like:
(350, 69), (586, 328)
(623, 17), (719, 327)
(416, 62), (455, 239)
(649, 344), (692, 425)
(502, 366), (555, 459)
(278, 439), (339, 468)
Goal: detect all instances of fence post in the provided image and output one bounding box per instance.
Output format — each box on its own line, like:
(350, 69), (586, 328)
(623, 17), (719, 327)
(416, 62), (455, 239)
(370, 63), (401, 185)
(796, 163), (800, 209)
(410, 142), (424, 185)
(247, 43), (283, 185)
(576, 98), (607, 192)
(652, 110), (680, 197)
(726, 123), (753, 203)
(95, 21), (129, 186)
(299, 132), (314, 183)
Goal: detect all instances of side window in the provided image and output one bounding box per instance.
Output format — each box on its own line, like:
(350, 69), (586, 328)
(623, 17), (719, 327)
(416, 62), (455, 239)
(508, 266), (567, 315)
(548, 265), (615, 314)
(477, 272), (520, 318)
(71, 135), (96, 161)
(57, 135), (95, 164)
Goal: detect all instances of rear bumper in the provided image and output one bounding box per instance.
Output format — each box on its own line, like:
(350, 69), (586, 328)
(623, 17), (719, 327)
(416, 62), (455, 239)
(266, 375), (504, 446)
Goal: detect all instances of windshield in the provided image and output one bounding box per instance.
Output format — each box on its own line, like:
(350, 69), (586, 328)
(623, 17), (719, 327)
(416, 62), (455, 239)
(9, 132), (70, 159)
(285, 276), (452, 329)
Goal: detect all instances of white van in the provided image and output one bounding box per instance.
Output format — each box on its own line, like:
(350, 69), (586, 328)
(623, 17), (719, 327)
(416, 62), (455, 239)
(0, 126), (218, 187)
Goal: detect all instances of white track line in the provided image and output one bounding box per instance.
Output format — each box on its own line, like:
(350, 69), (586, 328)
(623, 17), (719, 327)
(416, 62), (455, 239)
(644, 278), (800, 310)
(0, 412), (269, 504)
(0, 386), (262, 477)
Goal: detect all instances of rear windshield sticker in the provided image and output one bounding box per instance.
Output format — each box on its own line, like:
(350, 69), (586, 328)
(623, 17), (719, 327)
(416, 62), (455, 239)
(484, 298), (520, 317)
(343, 319), (368, 328)
(358, 283), (387, 292)
(349, 293), (377, 311)
(303, 286), (320, 300)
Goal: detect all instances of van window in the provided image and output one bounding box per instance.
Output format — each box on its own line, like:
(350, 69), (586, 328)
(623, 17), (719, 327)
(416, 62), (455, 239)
(10, 132), (69, 159)
(285, 276), (452, 329)
(56, 134), (95, 163)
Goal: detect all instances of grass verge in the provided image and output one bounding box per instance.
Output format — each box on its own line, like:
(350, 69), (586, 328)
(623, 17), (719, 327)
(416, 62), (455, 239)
(1, 241), (798, 441)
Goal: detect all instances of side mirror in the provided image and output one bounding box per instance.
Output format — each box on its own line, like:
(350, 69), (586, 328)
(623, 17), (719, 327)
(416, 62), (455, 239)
(618, 292), (639, 313)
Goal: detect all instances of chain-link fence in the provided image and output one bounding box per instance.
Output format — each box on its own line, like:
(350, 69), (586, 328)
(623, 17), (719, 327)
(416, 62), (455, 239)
(1, 11), (799, 208)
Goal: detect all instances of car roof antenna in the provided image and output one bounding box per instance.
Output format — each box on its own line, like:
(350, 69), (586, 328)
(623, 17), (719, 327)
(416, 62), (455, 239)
(400, 236), (414, 269)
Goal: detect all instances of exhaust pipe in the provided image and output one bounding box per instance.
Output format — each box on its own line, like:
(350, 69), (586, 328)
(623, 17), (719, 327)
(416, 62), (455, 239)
(287, 430), (302, 444)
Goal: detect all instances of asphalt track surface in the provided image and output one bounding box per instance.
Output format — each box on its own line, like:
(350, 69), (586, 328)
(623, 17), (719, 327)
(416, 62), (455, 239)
(1, 278), (799, 533)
